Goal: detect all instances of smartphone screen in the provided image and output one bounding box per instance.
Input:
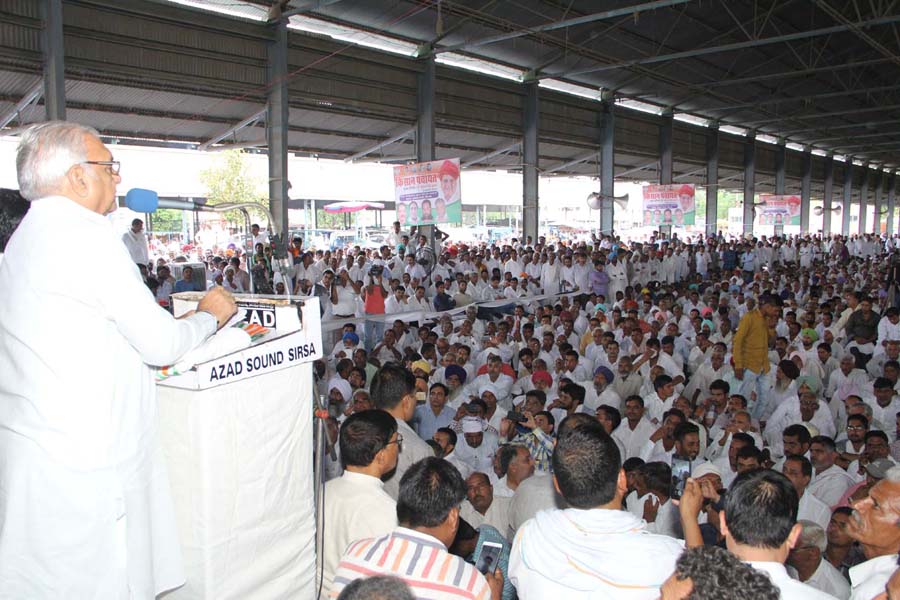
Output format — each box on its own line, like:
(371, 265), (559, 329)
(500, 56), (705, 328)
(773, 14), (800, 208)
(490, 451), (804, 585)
(671, 457), (691, 500)
(475, 541), (502, 575)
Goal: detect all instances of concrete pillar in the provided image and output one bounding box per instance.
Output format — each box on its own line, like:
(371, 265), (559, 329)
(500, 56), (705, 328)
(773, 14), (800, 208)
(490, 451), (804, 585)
(873, 170), (883, 235)
(888, 173), (896, 237)
(859, 164), (869, 234)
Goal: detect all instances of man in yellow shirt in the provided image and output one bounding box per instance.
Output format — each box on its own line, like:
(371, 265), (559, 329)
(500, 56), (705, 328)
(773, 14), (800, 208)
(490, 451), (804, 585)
(732, 294), (783, 422)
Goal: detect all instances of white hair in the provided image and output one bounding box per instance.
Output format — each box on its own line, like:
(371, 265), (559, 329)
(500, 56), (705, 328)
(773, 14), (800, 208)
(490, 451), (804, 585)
(16, 121), (99, 200)
(796, 519), (827, 553)
(886, 465), (900, 483)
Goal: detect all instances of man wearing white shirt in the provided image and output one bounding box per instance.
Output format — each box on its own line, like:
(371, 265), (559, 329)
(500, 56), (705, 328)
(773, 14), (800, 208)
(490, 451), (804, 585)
(783, 455), (832, 531)
(0, 122), (238, 599)
(250, 223), (269, 248)
(122, 218), (149, 265)
(613, 396), (658, 460)
(808, 435), (855, 507)
(319, 410), (399, 600)
(459, 472), (511, 533)
(455, 416), (500, 475)
(845, 466), (900, 600)
(680, 468), (839, 600)
(510, 419), (682, 599)
(786, 521), (850, 600)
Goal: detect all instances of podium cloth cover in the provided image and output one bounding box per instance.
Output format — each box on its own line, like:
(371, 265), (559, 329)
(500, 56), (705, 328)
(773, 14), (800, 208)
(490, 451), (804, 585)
(158, 365), (316, 599)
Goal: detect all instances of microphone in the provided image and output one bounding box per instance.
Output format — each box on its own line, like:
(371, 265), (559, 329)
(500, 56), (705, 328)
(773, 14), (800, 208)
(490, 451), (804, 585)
(125, 188), (208, 212)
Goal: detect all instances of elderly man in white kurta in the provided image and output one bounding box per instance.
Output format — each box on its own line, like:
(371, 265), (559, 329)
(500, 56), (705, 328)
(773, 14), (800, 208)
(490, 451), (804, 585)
(0, 122), (237, 599)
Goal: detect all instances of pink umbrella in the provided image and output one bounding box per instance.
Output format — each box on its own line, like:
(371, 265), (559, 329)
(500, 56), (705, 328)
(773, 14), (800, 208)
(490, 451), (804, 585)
(323, 201), (385, 214)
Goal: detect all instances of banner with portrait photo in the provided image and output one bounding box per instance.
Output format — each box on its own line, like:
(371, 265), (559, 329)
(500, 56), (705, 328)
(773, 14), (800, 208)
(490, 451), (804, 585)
(642, 184), (696, 227)
(756, 194), (801, 227)
(393, 158), (463, 226)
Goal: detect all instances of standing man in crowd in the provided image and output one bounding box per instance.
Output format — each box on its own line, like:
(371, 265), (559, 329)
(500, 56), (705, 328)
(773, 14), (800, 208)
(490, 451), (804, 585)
(0, 121), (237, 598)
(733, 293), (782, 420)
(122, 217), (149, 266)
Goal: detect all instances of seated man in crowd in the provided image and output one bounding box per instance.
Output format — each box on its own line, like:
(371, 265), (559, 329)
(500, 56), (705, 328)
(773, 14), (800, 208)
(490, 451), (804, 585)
(509, 416), (683, 598)
(329, 457), (502, 599)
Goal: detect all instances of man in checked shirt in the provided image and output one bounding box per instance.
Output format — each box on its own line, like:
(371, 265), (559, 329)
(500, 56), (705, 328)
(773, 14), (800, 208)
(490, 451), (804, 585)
(330, 457), (503, 599)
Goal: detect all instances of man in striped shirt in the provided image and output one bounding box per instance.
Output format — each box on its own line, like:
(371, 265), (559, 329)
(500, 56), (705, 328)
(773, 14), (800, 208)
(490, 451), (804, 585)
(330, 457), (503, 599)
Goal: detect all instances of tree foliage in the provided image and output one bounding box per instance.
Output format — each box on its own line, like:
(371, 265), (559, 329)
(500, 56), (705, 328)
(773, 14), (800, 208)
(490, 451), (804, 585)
(199, 150), (269, 225)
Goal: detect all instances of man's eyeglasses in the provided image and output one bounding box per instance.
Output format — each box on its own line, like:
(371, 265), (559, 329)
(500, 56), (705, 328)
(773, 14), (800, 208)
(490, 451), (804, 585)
(81, 160), (121, 175)
(384, 434), (403, 450)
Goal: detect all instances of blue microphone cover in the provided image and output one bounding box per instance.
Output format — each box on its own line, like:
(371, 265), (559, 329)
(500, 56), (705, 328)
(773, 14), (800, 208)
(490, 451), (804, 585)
(125, 188), (159, 212)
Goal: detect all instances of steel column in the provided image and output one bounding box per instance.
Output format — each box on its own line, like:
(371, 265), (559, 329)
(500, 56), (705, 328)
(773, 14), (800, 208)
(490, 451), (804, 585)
(522, 82), (539, 243)
(599, 97), (615, 236)
(705, 123), (718, 238)
(659, 110), (673, 185)
(859, 165), (870, 234)
(266, 17), (290, 246)
(859, 168), (871, 233)
(842, 162), (853, 236)
(774, 140), (786, 195)
(888, 173), (897, 236)
(800, 149), (812, 233)
(823, 155), (834, 235)
(416, 55), (436, 245)
(743, 136), (755, 237)
(42, 0), (66, 120)
(874, 170), (884, 235)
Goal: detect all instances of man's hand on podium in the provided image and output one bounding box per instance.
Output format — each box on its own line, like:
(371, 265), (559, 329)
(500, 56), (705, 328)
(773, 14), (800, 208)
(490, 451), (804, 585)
(198, 287), (239, 330)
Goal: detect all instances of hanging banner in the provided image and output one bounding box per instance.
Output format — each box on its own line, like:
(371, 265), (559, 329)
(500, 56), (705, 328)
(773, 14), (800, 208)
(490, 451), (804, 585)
(756, 194), (801, 227)
(642, 184), (696, 226)
(393, 158), (463, 226)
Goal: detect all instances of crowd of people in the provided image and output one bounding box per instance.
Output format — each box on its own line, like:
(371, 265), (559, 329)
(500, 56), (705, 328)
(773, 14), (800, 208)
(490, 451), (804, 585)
(3, 121), (900, 600)
(296, 222), (900, 599)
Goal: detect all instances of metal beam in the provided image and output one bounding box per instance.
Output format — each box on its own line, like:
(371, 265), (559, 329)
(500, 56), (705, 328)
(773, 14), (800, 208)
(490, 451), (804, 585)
(523, 83), (539, 243)
(691, 58), (893, 90)
(801, 149), (811, 233)
(199, 108), (266, 151)
(552, 15), (900, 79)
(0, 82), (43, 130)
(344, 127), (414, 163)
(267, 18), (290, 247)
(706, 84), (900, 114)
(674, 166), (706, 181)
(280, 0), (346, 19)
(42, 0), (66, 120)
(659, 110), (673, 185)
(842, 161), (853, 236)
(599, 98), (615, 235)
(433, 0), (691, 55)
(617, 160), (657, 178)
(823, 155), (834, 235)
(742, 103), (900, 127)
(706, 123), (718, 238)
(462, 141), (520, 168)
(743, 135), (755, 237)
(547, 150), (598, 174)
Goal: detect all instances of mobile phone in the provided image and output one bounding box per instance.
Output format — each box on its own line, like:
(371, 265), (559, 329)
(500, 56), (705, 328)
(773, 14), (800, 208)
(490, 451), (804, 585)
(506, 410), (527, 423)
(476, 541), (503, 575)
(671, 457), (691, 500)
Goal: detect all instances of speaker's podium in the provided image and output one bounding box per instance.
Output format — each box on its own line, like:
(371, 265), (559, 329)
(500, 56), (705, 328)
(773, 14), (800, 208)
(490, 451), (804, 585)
(157, 293), (322, 600)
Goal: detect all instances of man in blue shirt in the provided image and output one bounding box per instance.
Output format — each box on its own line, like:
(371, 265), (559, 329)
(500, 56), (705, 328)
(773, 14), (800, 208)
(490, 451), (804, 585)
(174, 266), (203, 293)
(413, 383), (455, 440)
